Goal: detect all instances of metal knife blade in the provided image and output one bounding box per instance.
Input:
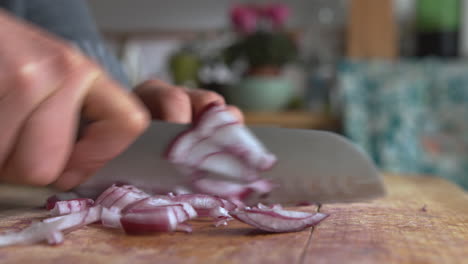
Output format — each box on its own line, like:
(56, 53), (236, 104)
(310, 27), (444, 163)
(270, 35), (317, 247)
(75, 121), (385, 204)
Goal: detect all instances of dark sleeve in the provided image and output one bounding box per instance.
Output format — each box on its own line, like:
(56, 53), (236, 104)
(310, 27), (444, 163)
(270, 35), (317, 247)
(22, 0), (130, 87)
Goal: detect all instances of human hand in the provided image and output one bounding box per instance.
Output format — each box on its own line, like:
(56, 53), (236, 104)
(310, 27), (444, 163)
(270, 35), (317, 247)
(0, 11), (150, 190)
(134, 79), (244, 123)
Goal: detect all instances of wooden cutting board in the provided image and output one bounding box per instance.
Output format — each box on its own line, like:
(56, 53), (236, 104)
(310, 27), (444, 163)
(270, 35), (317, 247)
(0, 174), (466, 264)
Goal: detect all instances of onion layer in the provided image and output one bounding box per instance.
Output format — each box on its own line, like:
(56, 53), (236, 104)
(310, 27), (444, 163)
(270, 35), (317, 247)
(230, 204), (329, 233)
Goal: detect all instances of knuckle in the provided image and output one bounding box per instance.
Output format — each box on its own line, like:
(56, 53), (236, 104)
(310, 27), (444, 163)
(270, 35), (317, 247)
(163, 88), (191, 106)
(54, 46), (99, 80)
(55, 46), (86, 70)
(199, 90), (225, 104)
(11, 61), (40, 88)
(120, 106), (151, 136)
(9, 48), (93, 103)
(10, 63), (43, 104)
(135, 79), (171, 94)
(141, 79), (168, 88)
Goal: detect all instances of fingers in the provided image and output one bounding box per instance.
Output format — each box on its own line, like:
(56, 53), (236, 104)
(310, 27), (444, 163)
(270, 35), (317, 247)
(0, 48), (84, 177)
(0, 12), (149, 190)
(1, 66), (98, 186)
(185, 89), (225, 116)
(134, 80), (192, 124)
(135, 80), (243, 123)
(53, 76), (150, 190)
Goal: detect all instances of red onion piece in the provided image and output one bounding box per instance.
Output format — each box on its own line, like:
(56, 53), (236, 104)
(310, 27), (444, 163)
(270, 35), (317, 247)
(45, 192), (80, 210)
(101, 207), (122, 228)
(96, 185), (150, 211)
(166, 103), (277, 181)
(46, 231), (64, 245)
(256, 203), (283, 210)
(122, 196), (175, 213)
(183, 148), (259, 180)
(120, 206), (180, 234)
(171, 194), (236, 217)
(49, 199), (94, 216)
(230, 207), (329, 233)
(214, 217), (233, 227)
(191, 178), (275, 202)
(173, 186), (192, 195)
(125, 199), (197, 221)
(43, 206), (103, 232)
(175, 223), (193, 233)
(0, 219), (65, 247)
(0, 205), (102, 247)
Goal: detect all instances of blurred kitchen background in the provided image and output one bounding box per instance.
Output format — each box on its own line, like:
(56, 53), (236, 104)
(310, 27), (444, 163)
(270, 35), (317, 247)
(86, 0), (467, 189)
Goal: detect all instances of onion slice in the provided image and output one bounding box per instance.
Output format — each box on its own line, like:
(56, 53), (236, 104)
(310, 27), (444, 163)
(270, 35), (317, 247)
(0, 206), (102, 247)
(170, 194), (236, 218)
(101, 207), (122, 228)
(95, 184), (150, 211)
(49, 199), (94, 216)
(230, 207), (329, 233)
(120, 204), (194, 234)
(165, 103), (277, 181)
(43, 206), (103, 232)
(0, 218), (66, 247)
(191, 177), (275, 202)
(45, 192), (80, 210)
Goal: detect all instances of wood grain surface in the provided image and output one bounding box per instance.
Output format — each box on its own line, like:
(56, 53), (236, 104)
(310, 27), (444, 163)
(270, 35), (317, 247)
(303, 175), (468, 264)
(244, 111), (340, 130)
(346, 0), (398, 59)
(0, 174), (466, 264)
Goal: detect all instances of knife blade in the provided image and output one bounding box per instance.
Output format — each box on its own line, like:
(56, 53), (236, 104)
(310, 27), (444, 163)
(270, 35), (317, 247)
(75, 121), (385, 204)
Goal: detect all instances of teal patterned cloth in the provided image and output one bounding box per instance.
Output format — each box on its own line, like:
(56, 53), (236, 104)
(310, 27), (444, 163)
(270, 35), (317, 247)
(338, 59), (468, 189)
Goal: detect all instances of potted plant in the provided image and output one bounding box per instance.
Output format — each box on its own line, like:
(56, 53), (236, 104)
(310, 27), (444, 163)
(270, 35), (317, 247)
(223, 4), (298, 111)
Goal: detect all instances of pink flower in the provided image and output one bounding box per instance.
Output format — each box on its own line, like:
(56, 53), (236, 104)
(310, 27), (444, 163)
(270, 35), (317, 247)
(230, 5), (258, 34)
(264, 4), (290, 28)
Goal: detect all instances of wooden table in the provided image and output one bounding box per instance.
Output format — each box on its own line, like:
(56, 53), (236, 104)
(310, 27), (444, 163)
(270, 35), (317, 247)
(0, 174), (466, 263)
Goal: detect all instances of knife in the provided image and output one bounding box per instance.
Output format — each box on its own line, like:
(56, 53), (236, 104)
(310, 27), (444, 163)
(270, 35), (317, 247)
(75, 121), (386, 204)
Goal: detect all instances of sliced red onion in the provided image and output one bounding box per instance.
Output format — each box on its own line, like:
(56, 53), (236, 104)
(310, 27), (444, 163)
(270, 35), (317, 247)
(96, 185), (150, 210)
(46, 231), (64, 245)
(165, 103), (277, 181)
(230, 207), (329, 233)
(101, 207), (122, 228)
(256, 203), (283, 210)
(121, 196), (174, 213)
(1, 175), (332, 248)
(173, 186), (192, 195)
(0, 219), (65, 247)
(49, 199), (94, 216)
(0, 205), (103, 247)
(191, 178), (275, 201)
(45, 192), (80, 210)
(171, 194), (236, 217)
(214, 218), (233, 227)
(43, 206), (103, 232)
(200, 104), (276, 170)
(175, 223), (193, 233)
(125, 199), (197, 221)
(178, 146), (259, 180)
(120, 206), (179, 234)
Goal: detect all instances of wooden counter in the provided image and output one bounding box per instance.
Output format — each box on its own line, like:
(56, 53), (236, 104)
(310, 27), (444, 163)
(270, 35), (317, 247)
(0, 174), (466, 263)
(244, 111), (341, 130)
